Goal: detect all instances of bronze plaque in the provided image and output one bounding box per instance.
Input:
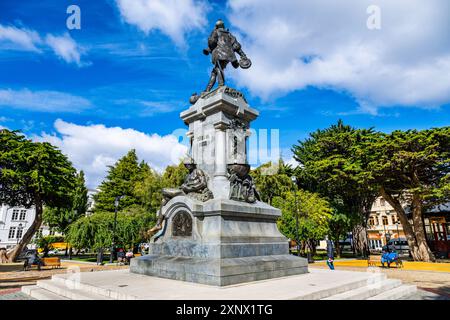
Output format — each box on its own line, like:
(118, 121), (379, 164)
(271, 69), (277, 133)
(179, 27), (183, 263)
(172, 211), (192, 237)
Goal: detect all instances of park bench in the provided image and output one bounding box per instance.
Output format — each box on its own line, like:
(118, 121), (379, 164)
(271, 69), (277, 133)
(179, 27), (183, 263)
(41, 257), (61, 269)
(367, 255), (381, 267)
(367, 254), (403, 268)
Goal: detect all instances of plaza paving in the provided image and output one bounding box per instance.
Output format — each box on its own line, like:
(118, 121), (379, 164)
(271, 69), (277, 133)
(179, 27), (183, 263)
(1, 259), (449, 300)
(310, 260), (450, 299)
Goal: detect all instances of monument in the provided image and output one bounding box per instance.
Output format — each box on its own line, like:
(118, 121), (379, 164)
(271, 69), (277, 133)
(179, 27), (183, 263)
(130, 19), (308, 286)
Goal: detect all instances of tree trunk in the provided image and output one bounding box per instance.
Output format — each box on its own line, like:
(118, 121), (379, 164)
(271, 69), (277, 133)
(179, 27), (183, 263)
(352, 224), (368, 257)
(7, 198), (43, 262)
(411, 193), (435, 262)
(334, 239), (341, 258)
(379, 186), (434, 261)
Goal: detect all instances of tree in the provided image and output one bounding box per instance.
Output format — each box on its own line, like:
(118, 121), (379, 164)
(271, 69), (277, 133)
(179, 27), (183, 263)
(250, 161), (293, 205)
(134, 166), (163, 214)
(43, 170), (88, 255)
(328, 212), (352, 258)
(94, 150), (146, 212)
(0, 130), (77, 262)
(273, 189), (332, 255)
(67, 208), (155, 253)
(366, 128), (450, 262)
(34, 235), (64, 257)
(292, 120), (379, 257)
(161, 162), (188, 188)
(43, 170), (88, 233)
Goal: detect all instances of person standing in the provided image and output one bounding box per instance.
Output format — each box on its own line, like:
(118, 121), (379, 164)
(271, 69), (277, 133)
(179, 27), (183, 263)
(326, 238), (335, 270)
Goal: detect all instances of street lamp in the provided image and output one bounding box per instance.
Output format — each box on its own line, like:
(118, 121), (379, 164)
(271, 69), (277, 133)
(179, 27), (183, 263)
(291, 176), (300, 257)
(382, 223), (391, 246)
(109, 195), (125, 263)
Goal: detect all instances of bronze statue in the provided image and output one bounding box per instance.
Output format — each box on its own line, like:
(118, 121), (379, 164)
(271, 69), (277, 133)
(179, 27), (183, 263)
(147, 158), (213, 237)
(190, 19), (251, 104)
(228, 164), (260, 203)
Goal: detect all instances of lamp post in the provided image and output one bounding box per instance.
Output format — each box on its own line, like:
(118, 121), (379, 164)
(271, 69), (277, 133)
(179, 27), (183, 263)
(109, 195), (124, 263)
(291, 176), (300, 257)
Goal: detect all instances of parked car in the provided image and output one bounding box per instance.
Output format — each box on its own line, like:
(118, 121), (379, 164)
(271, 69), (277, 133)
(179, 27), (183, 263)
(387, 238), (409, 254)
(47, 249), (60, 255)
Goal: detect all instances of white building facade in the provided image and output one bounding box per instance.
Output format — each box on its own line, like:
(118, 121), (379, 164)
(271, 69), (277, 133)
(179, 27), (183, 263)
(0, 204), (52, 250)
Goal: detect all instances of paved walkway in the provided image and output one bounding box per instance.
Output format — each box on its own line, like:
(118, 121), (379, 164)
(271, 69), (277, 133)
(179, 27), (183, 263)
(0, 261), (128, 292)
(310, 263), (450, 299)
(314, 259), (450, 272)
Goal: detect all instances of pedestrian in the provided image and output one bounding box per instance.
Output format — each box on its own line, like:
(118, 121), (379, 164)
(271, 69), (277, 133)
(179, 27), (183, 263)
(125, 250), (134, 264)
(326, 238), (335, 270)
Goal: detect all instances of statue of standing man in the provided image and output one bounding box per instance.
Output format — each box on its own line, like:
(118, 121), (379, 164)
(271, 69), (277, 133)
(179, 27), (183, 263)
(203, 19), (251, 93)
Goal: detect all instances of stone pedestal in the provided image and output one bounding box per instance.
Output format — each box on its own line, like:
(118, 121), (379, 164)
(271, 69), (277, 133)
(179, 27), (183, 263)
(130, 86), (308, 286)
(130, 196), (308, 286)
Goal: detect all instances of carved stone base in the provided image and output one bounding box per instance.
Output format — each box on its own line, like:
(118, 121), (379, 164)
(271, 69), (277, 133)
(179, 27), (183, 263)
(130, 196), (308, 286)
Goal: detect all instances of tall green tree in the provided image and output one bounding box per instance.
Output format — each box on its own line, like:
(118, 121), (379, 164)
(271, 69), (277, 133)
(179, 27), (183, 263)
(366, 128), (450, 262)
(293, 120), (379, 257)
(251, 161), (294, 205)
(134, 166), (163, 214)
(0, 130), (77, 261)
(43, 170), (88, 234)
(273, 189), (332, 254)
(94, 149), (145, 212)
(161, 162), (188, 188)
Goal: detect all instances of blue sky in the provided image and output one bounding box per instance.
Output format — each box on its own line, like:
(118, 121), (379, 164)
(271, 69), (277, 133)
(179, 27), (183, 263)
(1, 0), (449, 187)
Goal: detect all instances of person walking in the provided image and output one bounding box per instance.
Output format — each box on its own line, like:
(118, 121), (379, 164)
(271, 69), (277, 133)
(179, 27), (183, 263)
(326, 238), (335, 270)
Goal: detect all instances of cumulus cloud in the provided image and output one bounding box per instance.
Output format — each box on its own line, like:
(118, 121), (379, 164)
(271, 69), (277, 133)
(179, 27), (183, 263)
(0, 24), (87, 66)
(0, 24), (42, 51)
(227, 0), (450, 114)
(45, 33), (88, 66)
(35, 119), (188, 188)
(0, 88), (92, 113)
(115, 0), (209, 47)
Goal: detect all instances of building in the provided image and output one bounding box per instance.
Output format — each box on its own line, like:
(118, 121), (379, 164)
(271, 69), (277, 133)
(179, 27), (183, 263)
(423, 203), (450, 258)
(367, 197), (405, 251)
(0, 204), (53, 250)
(0, 189), (98, 250)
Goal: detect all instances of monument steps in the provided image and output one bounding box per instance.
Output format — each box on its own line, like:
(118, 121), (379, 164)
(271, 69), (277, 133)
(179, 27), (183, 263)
(367, 284), (417, 300)
(21, 285), (70, 300)
(35, 278), (114, 300)
(322, 278), (403, 300)
(21, 269), (416, 300)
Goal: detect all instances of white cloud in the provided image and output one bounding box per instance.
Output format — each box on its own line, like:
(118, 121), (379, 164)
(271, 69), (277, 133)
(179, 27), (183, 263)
(115, 0), (209, 47)
(35, 119), (188, 188)
(0, 24), (42, 51)
(227, 0), (450, 114)
(45, 33), (88, 67)
(0, 24), (88, 66)
(0, 88), (92, 113)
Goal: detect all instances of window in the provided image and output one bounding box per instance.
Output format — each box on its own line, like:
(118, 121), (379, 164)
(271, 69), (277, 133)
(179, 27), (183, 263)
(368, 217), (375, 226)
(8, 227), (16, 239)
(11, 209), (19, 220)
(19, 210), (26, 220)
(382, 216), (389, 226)
(392, 215), (398, 224)
(16, 227), (23, 239)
